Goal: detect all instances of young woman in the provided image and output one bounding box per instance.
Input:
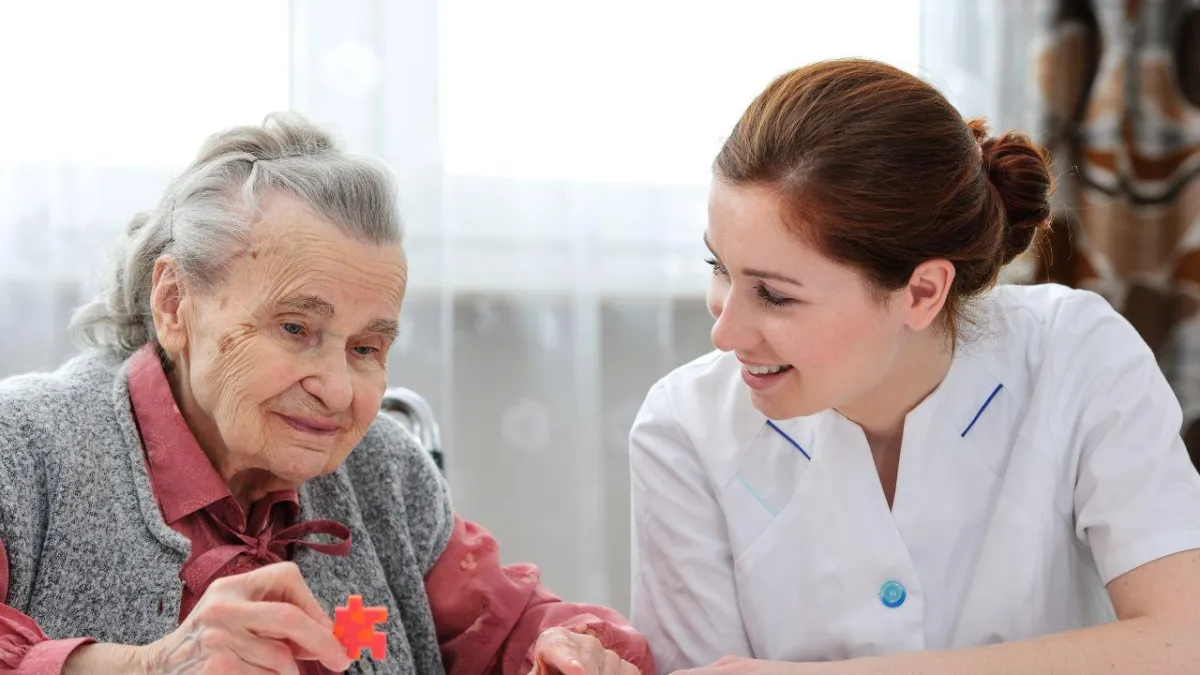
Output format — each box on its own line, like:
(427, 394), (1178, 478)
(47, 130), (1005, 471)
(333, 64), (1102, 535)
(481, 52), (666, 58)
(629, 59), (1200, 675)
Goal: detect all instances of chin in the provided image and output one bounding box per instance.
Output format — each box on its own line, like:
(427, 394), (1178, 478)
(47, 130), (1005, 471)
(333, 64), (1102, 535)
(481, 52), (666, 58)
(748, 390), (826, 421)
(276, 446), (339, 481)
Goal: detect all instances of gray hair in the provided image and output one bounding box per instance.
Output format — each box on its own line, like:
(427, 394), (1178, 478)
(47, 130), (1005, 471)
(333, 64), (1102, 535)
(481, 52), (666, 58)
(70, 112), (403, 357)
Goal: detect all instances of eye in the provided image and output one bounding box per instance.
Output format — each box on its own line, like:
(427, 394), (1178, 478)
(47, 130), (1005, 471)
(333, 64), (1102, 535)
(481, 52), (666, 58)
(353, 345), (379, 357)
(757, 284), (793, 308)
(281, 322), (306, 336)
(705, 257), (729, 277)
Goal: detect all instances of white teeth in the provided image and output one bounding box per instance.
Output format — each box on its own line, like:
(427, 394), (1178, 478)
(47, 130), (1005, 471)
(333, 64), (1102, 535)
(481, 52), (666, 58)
(746, 364), (787, 375)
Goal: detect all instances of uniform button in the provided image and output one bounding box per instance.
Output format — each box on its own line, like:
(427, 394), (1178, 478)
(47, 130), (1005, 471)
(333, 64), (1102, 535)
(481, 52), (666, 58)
(879, 580), (906, 608)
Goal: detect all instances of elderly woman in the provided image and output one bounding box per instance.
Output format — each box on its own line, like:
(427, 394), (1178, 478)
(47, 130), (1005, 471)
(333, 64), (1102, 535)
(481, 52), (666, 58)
(0, 115), (652, 675)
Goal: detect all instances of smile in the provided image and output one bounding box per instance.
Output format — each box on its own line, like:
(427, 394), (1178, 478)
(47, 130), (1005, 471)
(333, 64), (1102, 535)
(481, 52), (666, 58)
(276, 413), (340, 436)
(739, 363), (794, 391)
(744, 364), (791, 375)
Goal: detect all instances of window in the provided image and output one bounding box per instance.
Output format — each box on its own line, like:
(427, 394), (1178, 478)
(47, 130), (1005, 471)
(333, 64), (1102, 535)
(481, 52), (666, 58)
(0, 1), (290, 167)
(441, 0), (922, 185)
(0, 0), (289, 289)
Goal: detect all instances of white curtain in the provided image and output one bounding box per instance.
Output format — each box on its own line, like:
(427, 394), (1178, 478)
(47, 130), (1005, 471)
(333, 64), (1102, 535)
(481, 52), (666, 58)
(920, 0), (1048, 283)
(0, 0), (292, 375)
(0, 0), (1037, 612)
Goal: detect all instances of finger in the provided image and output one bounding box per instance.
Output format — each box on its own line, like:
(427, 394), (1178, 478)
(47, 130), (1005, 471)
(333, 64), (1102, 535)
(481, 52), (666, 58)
(533, 629), (587, 675)
(713, 655), (744, 667)
(536, 652), (587, 675)
(579, 634), (621, 675)
(228, 562), (334, 629)
(598, 649), (623, 674)
(221, 601), (351, 672)
(570, 633), (604, 673)
(227, 632), (302, 675)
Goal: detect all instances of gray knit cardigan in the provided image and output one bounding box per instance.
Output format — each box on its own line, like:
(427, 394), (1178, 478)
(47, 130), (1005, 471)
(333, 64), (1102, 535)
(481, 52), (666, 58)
(0, 351), (455, 675)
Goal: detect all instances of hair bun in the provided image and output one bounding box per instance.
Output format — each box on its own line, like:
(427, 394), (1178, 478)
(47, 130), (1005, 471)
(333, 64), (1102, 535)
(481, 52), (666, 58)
(967, 118), (990, 145)
(967, 118), (1053, 265)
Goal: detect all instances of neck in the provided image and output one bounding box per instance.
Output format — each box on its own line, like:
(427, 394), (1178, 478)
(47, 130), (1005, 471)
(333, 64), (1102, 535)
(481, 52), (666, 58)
(224, 469), (293, 508)
(837, 328), (954, 448)
(165, 354), (290, 509)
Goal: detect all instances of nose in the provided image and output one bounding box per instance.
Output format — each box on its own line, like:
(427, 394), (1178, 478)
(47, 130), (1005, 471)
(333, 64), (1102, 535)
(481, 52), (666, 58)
(710, 290), (758, 354)
(301, 348), (354, 413)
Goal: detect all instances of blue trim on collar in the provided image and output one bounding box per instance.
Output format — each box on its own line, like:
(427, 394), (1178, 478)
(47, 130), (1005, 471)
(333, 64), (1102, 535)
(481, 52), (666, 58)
(766, 419), (811, 460)
(961, 383), (1004, 438)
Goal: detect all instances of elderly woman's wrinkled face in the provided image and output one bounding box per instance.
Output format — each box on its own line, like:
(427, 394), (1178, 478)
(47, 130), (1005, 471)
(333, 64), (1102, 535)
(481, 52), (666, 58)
(153, 193), (406, 492)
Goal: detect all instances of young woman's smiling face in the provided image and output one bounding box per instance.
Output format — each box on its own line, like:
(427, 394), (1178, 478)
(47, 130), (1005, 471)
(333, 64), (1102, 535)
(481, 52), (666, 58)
(704, 181), (914, 420)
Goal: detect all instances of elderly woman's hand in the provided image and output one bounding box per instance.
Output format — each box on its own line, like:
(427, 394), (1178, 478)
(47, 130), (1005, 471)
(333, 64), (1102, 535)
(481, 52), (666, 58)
(529, 626), (642, 675)
(137, 561), (351, 674)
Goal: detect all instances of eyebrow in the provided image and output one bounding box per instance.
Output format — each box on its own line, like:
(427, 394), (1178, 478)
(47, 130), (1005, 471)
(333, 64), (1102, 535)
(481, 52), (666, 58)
(278, 294), (400, 340)
(278, 294), (335, 317)
(367, 318), (400, 341)
(703, 233), (804, 288)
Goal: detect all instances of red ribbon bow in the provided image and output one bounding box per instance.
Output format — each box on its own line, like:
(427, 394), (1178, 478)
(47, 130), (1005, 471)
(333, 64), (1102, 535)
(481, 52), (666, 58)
(181, 514), (352, 596)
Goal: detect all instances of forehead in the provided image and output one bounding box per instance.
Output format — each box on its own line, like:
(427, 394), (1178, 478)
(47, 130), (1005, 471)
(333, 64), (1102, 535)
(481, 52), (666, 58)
(706, 180), (863, 290)
(708, 181), (810, 257)
(228, 193), (408, 314)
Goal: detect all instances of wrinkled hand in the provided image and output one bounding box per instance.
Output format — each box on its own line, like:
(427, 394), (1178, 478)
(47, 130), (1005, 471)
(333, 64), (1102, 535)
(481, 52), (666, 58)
(528, 626), (641, 675)
(673, 655), (829, 675)
(136, 561), (352, 674)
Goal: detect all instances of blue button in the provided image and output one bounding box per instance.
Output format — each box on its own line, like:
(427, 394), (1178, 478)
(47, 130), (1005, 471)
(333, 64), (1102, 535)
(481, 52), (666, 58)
(879, 580), (906, 608)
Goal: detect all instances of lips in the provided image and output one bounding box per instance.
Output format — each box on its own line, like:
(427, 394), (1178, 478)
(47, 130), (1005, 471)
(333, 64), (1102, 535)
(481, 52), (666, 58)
(738, 360), (794, 391)
(276, 413), (340, 435)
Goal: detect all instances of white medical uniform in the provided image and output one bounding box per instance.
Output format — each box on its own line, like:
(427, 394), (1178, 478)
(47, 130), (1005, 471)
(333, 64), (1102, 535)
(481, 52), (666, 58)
(629, 283), (1200, 672)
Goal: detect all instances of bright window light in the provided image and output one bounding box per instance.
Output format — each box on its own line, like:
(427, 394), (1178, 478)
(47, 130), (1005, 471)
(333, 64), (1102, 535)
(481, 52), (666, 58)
(0, 0), (290, 168)
(440, 0), (921, 185)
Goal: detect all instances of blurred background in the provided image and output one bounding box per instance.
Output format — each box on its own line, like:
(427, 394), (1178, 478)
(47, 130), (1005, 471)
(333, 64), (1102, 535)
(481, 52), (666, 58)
(1, 0), (1197, 614)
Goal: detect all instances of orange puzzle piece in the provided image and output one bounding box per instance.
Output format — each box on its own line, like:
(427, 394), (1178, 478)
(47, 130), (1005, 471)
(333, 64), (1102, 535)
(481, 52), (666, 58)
(333, 595), (388, 661)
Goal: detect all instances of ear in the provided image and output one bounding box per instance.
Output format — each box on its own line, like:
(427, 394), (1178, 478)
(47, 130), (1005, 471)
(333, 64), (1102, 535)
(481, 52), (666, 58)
(903, 259), (955, 331)
(150, 255), (190, 355)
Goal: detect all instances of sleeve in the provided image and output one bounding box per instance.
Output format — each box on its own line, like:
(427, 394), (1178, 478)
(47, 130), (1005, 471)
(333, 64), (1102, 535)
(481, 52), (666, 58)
(0, 540), (95, 674)
(0, 410), (43, 615)
(629, 380), (752, 673)
(1067, 292), (1200, 585)
(426, 516), (654, 675)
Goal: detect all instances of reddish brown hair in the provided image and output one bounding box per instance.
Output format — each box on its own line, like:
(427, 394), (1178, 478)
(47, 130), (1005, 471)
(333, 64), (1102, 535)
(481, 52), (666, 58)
(714, 58), (1053, 333)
